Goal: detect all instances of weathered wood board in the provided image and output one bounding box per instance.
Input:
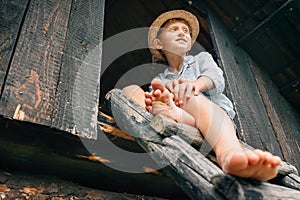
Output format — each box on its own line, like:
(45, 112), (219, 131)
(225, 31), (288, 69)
(0, 0), (30, 90)
(247, 55), (300, 171)
(0, 0), (104, 139)
(202, 2), (300, 171)
(52, 0), (105, 139)
(0, 0), (72, 126)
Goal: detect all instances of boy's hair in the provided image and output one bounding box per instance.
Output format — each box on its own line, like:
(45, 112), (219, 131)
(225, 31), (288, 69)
(157, 18), (193, 39)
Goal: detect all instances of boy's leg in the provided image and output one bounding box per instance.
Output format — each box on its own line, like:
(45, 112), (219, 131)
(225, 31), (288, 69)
(149, 79), (281, 181)
(122, 85), (146, 108)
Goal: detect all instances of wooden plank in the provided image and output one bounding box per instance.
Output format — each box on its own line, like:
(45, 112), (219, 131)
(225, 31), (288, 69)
(107, 89), (225, 200)
(246, 55), (300, 172)
(0, 0), (29, 91)
(204, 6), (284, 158)
(0, 0), (72, 126)
(52, 0), (105, 139)
(275, 174), (300, 191)
(241, 15), (299, 74)
(148, 136), (226, 200)
(212, 174), (300, 200)
(230, 1), (283, 39)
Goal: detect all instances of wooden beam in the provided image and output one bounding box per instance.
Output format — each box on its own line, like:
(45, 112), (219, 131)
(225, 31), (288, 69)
(0, 170), (166, 200)
(237, 0), (298, 46)
(212, 174), (300, 200)
(148, 135), (226, 200)
(52, 0), (105, 139)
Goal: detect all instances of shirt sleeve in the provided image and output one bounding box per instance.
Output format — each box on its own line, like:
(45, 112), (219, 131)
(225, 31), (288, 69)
(195, 52), (225, 96)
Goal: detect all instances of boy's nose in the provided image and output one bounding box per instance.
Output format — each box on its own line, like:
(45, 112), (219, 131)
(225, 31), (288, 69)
(178, 29), (185, 36)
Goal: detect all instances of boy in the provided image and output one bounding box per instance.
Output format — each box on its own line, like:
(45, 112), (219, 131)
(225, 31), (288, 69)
(123, 10), (281, 181)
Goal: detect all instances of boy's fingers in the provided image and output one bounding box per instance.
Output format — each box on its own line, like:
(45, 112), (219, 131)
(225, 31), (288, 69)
(177, 82), (192, 105)
(165, 82), (173, 92)
(165, 80), (178, 93)
(193, 85), (200, 95)
(145, 105), (152, 112)
(185, 83), (193, 98)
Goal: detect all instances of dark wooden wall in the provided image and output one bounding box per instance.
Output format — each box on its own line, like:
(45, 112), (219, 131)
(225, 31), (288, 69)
(192, 1), (300, 171)
(0, 0), (104, 139)
(203, 0), (300, 111)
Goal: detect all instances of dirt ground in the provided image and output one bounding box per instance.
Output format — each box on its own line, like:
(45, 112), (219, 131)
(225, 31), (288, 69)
(0, 169), (165, 200)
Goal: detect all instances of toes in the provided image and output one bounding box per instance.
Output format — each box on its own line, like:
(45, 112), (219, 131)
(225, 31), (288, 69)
(153, 89), (162, 97)
(145, 98), (152, 106)
(221, 149), (280, 181)
(262, 151), (273, 164)
(253, 150), (281, 166)
(145, 105), (152, 112)
(245, 150), (259, 165)
(145, 92), (152, 98)
(151, 79), (165, 91)
(271, 156), (282, 167)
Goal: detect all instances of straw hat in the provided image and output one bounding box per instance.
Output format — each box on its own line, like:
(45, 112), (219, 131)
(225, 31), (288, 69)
(148, 10), (200, 62)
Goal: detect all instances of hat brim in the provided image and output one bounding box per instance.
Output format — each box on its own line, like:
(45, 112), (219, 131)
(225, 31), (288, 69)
(148, 10), (200, 62)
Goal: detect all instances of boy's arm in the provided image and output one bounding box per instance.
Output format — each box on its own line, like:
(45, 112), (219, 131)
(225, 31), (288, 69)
(195, 52), (225, 96)
(191, 76), (214, 96)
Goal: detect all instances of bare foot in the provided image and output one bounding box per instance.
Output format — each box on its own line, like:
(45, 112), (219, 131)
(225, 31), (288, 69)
(145, 79), (181, 120)
(218, 148), (281, 181)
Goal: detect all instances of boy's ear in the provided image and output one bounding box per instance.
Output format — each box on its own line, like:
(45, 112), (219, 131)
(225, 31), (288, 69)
(152, 38), (163, 50)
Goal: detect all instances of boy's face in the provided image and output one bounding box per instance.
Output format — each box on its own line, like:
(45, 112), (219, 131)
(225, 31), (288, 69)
(155, 21), (192, 57)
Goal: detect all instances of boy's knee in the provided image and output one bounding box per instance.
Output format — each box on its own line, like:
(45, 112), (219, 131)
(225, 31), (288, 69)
(122, 85), (142, 95)
(122, 85), (146, 108)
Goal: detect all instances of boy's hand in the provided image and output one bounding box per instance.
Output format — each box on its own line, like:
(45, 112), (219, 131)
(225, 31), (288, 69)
(165, 79), (193, 107)
(165, 77), (214, 107)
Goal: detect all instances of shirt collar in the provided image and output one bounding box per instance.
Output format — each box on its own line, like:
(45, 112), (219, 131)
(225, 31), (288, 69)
(163, 55), (195, 79)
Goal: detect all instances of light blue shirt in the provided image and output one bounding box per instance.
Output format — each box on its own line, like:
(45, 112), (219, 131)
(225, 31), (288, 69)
(150, 52), (235, 120)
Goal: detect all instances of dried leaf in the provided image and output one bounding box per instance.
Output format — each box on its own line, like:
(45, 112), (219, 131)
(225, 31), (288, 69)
(0, 184), (10, 192)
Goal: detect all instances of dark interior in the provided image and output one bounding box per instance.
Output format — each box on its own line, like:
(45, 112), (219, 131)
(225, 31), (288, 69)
(100, 0), (300, 113)
(100, 0), (214, 107)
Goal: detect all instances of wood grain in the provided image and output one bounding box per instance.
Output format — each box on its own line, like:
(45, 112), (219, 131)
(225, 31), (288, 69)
(0, 0), (29, 92)
(0, 0), (72, 126)
(52, 0), (105, 139)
